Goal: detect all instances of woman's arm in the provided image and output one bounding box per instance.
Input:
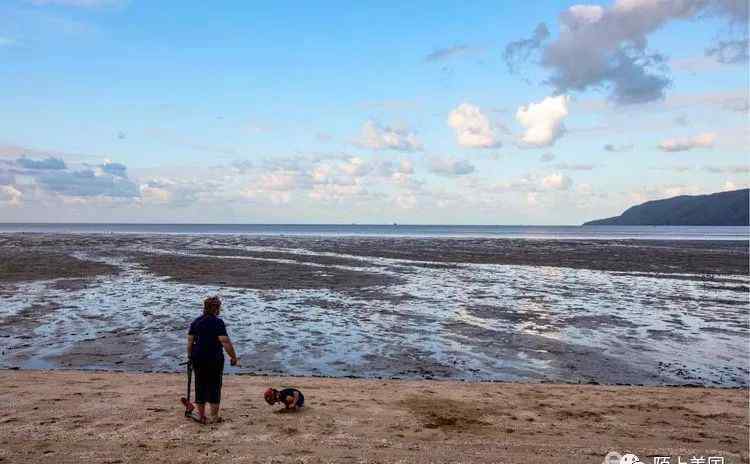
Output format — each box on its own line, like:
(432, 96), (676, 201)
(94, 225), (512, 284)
(218, 335), (238, 366)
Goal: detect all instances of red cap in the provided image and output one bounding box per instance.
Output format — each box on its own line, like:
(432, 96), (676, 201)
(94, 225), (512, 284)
(264, 388), (276, 405)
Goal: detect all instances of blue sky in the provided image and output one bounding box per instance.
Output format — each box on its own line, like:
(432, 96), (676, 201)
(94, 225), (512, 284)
(0, 0), (747, 224)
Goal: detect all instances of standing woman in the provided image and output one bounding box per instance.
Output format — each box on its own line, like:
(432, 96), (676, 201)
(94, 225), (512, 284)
(184, 296), (238, 424)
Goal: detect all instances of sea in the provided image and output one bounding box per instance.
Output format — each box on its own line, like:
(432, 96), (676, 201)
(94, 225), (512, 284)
(0, 223), (748, 240)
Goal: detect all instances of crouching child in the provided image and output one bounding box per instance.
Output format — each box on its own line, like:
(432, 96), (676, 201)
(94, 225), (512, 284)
(264, 387), (305, 412)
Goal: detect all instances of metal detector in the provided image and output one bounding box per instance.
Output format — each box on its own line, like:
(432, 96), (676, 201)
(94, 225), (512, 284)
(180, 360), (193, 417)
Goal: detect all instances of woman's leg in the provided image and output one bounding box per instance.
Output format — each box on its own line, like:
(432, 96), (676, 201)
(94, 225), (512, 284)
(206, 359), (224, 422)
(192, 360), (208, 422)
(208, 403), (221, 421)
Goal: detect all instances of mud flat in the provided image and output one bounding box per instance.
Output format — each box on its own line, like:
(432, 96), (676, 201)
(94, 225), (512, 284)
(0, 370), (747, 464)
(132, 253), (401, 290)
(0, 248), (118, 282)
(0, 234), (746, 279)
(0, 233), (747, 387)
(195, 236), (750, 277)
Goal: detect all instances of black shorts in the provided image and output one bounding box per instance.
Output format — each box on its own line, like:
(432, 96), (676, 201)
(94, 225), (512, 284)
(193, 358), (224, 404)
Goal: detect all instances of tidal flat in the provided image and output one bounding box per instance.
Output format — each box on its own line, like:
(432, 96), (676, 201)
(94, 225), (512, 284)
(0, 233), (747, 387)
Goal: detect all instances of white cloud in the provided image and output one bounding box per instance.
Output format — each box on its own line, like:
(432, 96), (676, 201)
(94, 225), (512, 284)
(566, 5), (605, 26)
(139, 183), (171, 204)
(661, 185), (689, 197)
(448, 103), (502, 149)
(339, 157), (373, 177)
(429, 157), (476, 176)
(703, 164), (750, 174)
(238, 170), (305, 204)
(374, 159), (414, 178)
(575, 183), (593, 195)
(241, 177), (294, 204)
(526, 192), (539, 206)
(395, 192), (417, 209)
(397, 159), (414, 175)
(308, 182), (367, 202)
(257, 171), (304, 191)
(137, 177), (213, 208)
(505, 0), (747, 104)
(554, 162), (596, 171)
(658, 132), (717, 152)
(626, 183), (702, 204)
(355, 121), (423, 152)
(516, 95), (569, 147)
(541, 172), (573, 190)
(722, 180), (737, 191)
(235, 155), (417, 206)
(489, 171), (574, 194)
(0, 185), (22, 206)
(390, 171), (422, 190)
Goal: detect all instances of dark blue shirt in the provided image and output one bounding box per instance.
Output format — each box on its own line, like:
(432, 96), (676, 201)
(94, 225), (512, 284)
(188, 315), (228, 362)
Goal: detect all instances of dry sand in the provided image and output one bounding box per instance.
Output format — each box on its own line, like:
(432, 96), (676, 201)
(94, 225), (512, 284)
(1, 370), (747, 464)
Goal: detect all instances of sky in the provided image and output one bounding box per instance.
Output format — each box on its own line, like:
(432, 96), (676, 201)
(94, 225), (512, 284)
(0, 0), (748, 224)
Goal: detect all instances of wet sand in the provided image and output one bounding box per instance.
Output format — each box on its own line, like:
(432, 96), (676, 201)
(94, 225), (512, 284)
(1, 370), (747, 464)
(0, 247), (117, 283)
(0, 234), (747, 278)
(133, 252), (400, 290)
(286, 237), (750, 276)
(0, 233), (748, 386)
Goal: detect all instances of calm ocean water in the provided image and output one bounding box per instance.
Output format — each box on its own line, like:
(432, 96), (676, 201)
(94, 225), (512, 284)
(0, 223), (748, 240)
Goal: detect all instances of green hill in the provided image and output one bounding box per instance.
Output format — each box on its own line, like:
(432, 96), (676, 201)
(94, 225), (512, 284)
(584, 189), (749, 226)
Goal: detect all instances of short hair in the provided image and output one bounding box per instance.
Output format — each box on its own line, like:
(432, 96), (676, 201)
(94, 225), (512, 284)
(203, 296), (222, 316)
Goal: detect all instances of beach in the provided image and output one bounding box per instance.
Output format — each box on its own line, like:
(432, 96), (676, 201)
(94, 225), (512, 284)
(1, 232), (748, 462)
(1, 369), (747, 463)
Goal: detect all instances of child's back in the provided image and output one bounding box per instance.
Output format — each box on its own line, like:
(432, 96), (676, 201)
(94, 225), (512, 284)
(278, 388), (304, 408)
(264, 387), (305, 410)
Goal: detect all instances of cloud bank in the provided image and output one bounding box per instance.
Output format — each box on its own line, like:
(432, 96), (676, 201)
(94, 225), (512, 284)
(1, 155), (140, 204)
